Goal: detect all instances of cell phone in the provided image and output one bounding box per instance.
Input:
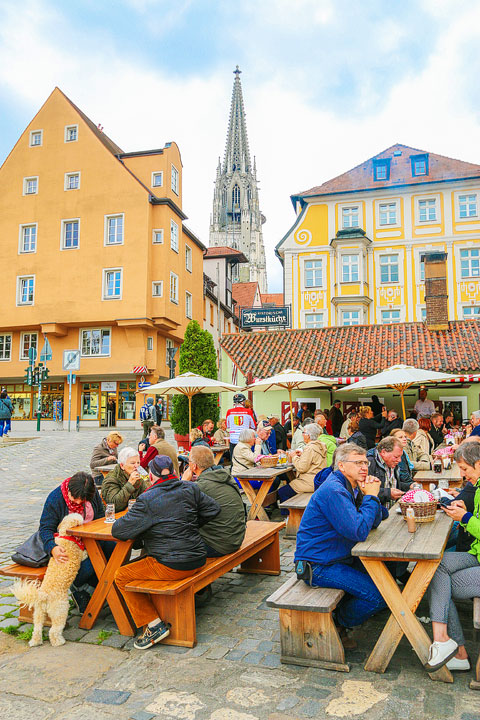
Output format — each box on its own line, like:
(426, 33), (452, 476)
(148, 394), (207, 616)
(439, 497), (451, 507)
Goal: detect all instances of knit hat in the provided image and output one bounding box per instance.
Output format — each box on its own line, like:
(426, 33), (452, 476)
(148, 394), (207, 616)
(149, 455), (174, 476)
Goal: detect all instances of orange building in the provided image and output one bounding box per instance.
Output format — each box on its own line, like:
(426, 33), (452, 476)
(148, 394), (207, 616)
(0, 88), (205, 428)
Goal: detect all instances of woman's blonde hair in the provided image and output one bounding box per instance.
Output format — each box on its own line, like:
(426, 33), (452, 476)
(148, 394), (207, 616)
(189, 428), (203, 441)
(107, 431), (123, 444)
(217, 418), (226, 428)
(358, 406), (371, 419)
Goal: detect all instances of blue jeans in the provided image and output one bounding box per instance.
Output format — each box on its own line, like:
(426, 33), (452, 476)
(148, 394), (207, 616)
(73, 540), (115, 589)
(310, 559), (387, 627)
(0, 419), (7, 437)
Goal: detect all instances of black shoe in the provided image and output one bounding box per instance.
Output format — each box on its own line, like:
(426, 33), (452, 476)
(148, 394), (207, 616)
(71, 588), (91, 614)
(134, 620), (170, 650)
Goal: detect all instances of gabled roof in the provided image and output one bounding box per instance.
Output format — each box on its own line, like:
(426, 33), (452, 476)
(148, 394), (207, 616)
(261, 293), (284, 307)
(204, 246), (248, 262)
(232, 281), (261, 310)
(221, 321), (480, 378)
(62, 89), (124, 156)
(293, 143), (480, 203)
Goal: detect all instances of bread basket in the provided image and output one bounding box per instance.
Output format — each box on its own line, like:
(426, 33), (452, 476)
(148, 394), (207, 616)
(258, 455), (279, 468)
(399, 499), (437, 523)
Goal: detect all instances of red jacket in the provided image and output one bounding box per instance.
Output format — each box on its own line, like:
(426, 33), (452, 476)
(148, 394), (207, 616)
(139, 445), (158, 469)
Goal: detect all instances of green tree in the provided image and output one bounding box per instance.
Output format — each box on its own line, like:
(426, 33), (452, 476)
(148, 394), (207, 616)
(170, 320), (219, 435)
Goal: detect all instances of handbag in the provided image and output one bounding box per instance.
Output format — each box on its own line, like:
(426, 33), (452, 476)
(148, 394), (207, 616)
(11, 530), (49, 567)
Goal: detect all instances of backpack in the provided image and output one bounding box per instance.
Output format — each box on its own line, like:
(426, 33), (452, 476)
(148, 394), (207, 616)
(140, 404), (152, 421)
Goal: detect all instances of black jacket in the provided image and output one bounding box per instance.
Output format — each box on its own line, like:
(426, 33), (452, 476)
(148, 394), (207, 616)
(359, 414), (386, 449)
(347, 431), (367, 449)
(367, 448), (411, 505)
(329, 406), (344, 437)
(381, 418), (403, 438)
(112, 477), (221, 569)
(430, 425), (444, 448)
(272, 422), (288, 451)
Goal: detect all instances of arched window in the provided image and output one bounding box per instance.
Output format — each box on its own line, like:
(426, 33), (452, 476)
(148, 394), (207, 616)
(221, 186), (227, 207)
(232, 184), (240, 206)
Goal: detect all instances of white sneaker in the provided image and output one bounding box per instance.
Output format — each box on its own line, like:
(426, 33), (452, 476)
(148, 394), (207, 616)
(446, 656), (470, 671)
(425, 639), (458, 671)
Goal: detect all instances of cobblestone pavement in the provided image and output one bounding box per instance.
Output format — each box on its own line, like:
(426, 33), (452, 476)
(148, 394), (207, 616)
(1, 429), (480, 719)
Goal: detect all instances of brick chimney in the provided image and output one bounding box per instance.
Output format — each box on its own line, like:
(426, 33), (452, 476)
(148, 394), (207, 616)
(421, 252), (449, 330)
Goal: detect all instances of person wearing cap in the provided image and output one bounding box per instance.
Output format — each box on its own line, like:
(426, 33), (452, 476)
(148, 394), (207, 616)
(101, 447), (150, 511)
(113, 454), (221, 650)
(328, 400), (344, 438)
(226, 393), (257, 459)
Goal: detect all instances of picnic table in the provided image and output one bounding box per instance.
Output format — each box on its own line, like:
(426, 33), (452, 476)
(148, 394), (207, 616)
(95, 463), (118, 479)
(414, 465), (463, 490)
(352, 504), (454, 683)
(67, 511), (136, 636)
(211, 444), (229, 464)
(234, 464), (294, 521)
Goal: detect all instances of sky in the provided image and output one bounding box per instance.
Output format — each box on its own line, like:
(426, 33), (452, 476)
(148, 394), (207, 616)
(1, 0), (480, 292)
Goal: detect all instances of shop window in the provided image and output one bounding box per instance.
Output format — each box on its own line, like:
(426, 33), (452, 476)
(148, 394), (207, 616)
(20, 224), (37, 253)
(81, 383), (100, 419)
(171, 165), (179, 195)
(0, 334), (12, 361)
(152, 171), (163, 188)
(65, 125), (78, 142)
(29, 130), (42, 147)
(20, 332), (38, 360)
(17, 276), (35, 305)
(23, 176), (38, 195)
(41, 384), (64, 420)
(81, 328), (111, 356)
(118, 381), (137, 420)
(9, 386), (33, 420)
(105, 215), (124, 245)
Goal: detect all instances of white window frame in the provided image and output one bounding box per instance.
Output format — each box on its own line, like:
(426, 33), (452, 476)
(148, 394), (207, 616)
(303, 258), (323, 288)
(23, 176), (38, 195)
(0, 334), (12, 361)
(456, 192), (478, 220)
(342, 309), (361, 326)
(16, 275), (35, 306)
(304, 312), (325, 329)
(29, 130), (43, 147)
(64, 172), (80, 191)
(170, 220), (179, 253)
(152, 229), (164, 245)
(378, 202), (397, 226)
(170, 272), (179, 304)
(102, 268), (123, 300)
(381, 309), (401, 324)
(152, 171), (163, 188)
(419, 306), (427, 321)
(341, 206), (360, 229)
(104, 213), (124, 246)
(418, 198), (437, 223)
(19, 223), (38, 254)
(463, 306), (480, 320)
(460, 248), (480, 279)
(379, 253), (400, 284)
(152, 281), (163, 297)
(80, 328), (111, 357)
(60, 218), (80, 250)
(64, 124), (78, 143)
(439, 395), (468, 421)
(185, 291), (192, 319)
(185, 244), (192, 272)
(340, 253), (360, 283)
(171, 164), (179, 195)
(147, 336), (153, 351)
(19, 332), (38, 360)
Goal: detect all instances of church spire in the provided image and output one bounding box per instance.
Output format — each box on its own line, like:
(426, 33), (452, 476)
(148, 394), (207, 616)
(223, 66), (252, 175)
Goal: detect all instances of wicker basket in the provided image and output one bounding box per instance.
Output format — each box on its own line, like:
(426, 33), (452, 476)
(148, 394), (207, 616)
(258, 455), (279, 468)
(399, 500), (437, 523)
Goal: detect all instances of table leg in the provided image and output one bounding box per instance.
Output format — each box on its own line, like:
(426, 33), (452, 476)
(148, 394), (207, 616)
(79, 539), (135, 636)
(236, 479), (273, 521)
(361, 557), (453, 683)
(214, 451), (222, 464)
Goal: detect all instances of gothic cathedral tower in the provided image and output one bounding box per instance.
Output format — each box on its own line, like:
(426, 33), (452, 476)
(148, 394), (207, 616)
(209, 67), (268, 292)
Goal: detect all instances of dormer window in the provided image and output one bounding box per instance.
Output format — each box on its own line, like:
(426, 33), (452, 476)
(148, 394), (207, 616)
(373, 159), (390, 181)
(411, 154), (428, 177)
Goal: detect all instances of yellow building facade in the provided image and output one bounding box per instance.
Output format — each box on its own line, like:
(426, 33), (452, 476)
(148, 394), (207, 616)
(277, 144), (480, 328)
(0, 88), (204, 427)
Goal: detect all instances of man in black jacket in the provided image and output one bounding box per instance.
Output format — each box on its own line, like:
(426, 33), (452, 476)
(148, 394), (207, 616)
(430, 412), (445, 448)
(268, 414), (287, 451)
(113, 455), (220, 650)
(381, 410), (403, 438)
(328, 400), (344, 438)
(367, 437), (411, 506)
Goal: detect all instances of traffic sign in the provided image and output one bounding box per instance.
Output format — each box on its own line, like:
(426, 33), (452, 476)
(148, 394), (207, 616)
(40, 337), (53, 362)
(138, 381), (151, 389)
(63, 349), (81, 371)
(67, 373), (76, 384)
(28, 347), (37, 362)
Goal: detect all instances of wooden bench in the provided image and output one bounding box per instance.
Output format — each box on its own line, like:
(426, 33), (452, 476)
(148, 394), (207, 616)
(0, 564), (49, 625)
(471, 597), (480, 690)
(279, 492), (312, 537)
(124, 520), (284, 648)
(266, 575), (349, 672)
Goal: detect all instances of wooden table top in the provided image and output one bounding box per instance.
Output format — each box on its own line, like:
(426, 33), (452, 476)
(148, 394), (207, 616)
(414, 465), (462, 483)
(234, 463), (293, 480)
(67, 511), (127, 541)
(352, 504), (453, 560)
(95, 463), (118, 472)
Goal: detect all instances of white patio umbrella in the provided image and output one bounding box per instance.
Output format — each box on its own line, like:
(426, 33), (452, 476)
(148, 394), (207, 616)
(140, 372), (241, 440)
(339, 364), (458, 419)
(244, 369), (333, 428)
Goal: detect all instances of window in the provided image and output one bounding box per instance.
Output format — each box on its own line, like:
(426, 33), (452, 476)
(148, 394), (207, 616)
(460, 248), (480, 278)
(0, 334), (12, 361)
(342, 310), (360, 326)
(379, 202), (396, 225)
(411, 154), (428, 176)
(170, 272), (178, 303)
(373, 159), (390, 181)
(418, 199), (436, 222)
(29, 130), (42, 147)
(304, 259), (322, 288)
(152, 281), (163, 297)
(381, 310), (401, 324)
(19, 224), (37, 253)
(152, 229), (164, 244)
(379, 254), (399, 283)
(305, 313), (324, 329)
(61, 219), (79, 249)
(185, 244), (192, 272)
(20, 332), (38, 360)
(459, 194), (478, 218)
(420, 307), (427, 321)
(171, 165), (179, 194)
(166, 338), (174, 365)
(185, 291), (192, 319)
(232, 184), (240, 205)
(147, 336), (153, 351)
(419, 259), (425, 282)
(23, 177), (38, 195)
(81, 329), (111, 356)
(103, 269), (122, 299)
(152, 172), (163, 188)
(105, 214), (124, 245)
(65, 125), (78, 142)
(342, 207), (359, 228)
(65, 172), (80, 190)
(17, 276), (35, 305)
(463, 306), (480, 320)
(170, 220), (179, 252)
(341, 254), (359, 282)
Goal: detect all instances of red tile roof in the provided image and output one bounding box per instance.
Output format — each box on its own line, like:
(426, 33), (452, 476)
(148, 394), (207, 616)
(232, 282), (261, 312)
(221, 321), (480, 378)
(204, 246), (248, 262)
(261, 293), (284, 307)
(293, 144), (480, 200)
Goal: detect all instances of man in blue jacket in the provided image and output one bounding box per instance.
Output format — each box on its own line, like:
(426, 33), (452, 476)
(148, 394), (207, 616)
(295, 443), (388, 631)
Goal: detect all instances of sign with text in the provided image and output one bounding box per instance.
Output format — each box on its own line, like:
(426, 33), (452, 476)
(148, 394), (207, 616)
(240, 306), (291, 329)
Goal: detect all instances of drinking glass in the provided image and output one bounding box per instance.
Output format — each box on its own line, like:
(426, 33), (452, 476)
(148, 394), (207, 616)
(104, 503), (115, 523)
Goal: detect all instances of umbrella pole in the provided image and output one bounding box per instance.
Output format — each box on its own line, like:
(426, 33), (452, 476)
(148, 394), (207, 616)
(188, 393), (192, 450)
(288, 387), (294, 436)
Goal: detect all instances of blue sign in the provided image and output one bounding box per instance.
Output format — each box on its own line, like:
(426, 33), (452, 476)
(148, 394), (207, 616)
(67, 373), (76, 384)
(40, 337), (52, 362)
(241, 306), (291, 329)
(138, 381), (152, 389)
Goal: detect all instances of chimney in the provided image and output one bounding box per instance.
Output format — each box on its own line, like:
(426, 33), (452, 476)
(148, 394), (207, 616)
(422, 252), (449, 330)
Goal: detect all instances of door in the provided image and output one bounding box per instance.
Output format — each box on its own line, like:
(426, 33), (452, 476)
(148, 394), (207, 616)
(100, 392), (117, 427)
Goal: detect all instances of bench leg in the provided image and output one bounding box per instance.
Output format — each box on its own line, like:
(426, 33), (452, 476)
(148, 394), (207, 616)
(19, 606), (52, 627)
(238, 533), (281, 575)
(278, 608), (349, 672)
(150, 587), (196, 648)
(470, 651), (480, 690)
(285, 508), (303, 538)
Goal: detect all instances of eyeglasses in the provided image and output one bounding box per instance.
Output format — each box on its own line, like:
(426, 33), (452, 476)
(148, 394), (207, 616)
(344, 460), (369, 467)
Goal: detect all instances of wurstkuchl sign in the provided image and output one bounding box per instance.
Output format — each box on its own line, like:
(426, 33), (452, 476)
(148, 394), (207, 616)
(240, 306), (291, 329)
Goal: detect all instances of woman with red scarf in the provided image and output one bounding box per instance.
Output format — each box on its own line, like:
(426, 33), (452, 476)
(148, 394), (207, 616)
(38, 472), (109, 612)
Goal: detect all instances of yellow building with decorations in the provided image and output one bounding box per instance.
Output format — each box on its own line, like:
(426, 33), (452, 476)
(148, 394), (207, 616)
(276, 144), (480, 328)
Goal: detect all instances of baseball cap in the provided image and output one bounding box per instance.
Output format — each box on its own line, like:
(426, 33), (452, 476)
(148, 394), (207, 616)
(149, 455), (174, 476)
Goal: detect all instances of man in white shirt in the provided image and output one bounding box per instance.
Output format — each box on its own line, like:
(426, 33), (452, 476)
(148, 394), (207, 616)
(414, 388), (435, 418)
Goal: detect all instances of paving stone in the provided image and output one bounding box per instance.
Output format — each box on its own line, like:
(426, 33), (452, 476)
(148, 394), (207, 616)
(79, 630), (103, 644)
(257, 640), (274, 652)
(206, 646), (231, 660)
(424, 691), (452, 718)
(260, 653), (282, 668)
(0, 618), (21, 629)
(86, 689), (131, 705)
(276, 696), (300, 711)
(236, 638), (260, 651)
(225, 649), (247, 661)
(129, 711), (156, 720)
(101, 634), (131, 649)
(297, 685), (331, 700)
(186, 644), (209, 657)
(63, 627), (88, 642)
(242, 651), (266, 665)
(297, 700), (325, 717)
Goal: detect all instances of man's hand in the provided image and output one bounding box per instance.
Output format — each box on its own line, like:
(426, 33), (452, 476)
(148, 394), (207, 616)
(129, 471), (141, 487)
(361, 476), (381, 496)
(138, 443), (146, 453)
(52, 546), (68, 564)
(182, 466), (194, 482)
(442, 504), (467, 522)
(450, 499), (466, 510)
(390, 488), (404, 500)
